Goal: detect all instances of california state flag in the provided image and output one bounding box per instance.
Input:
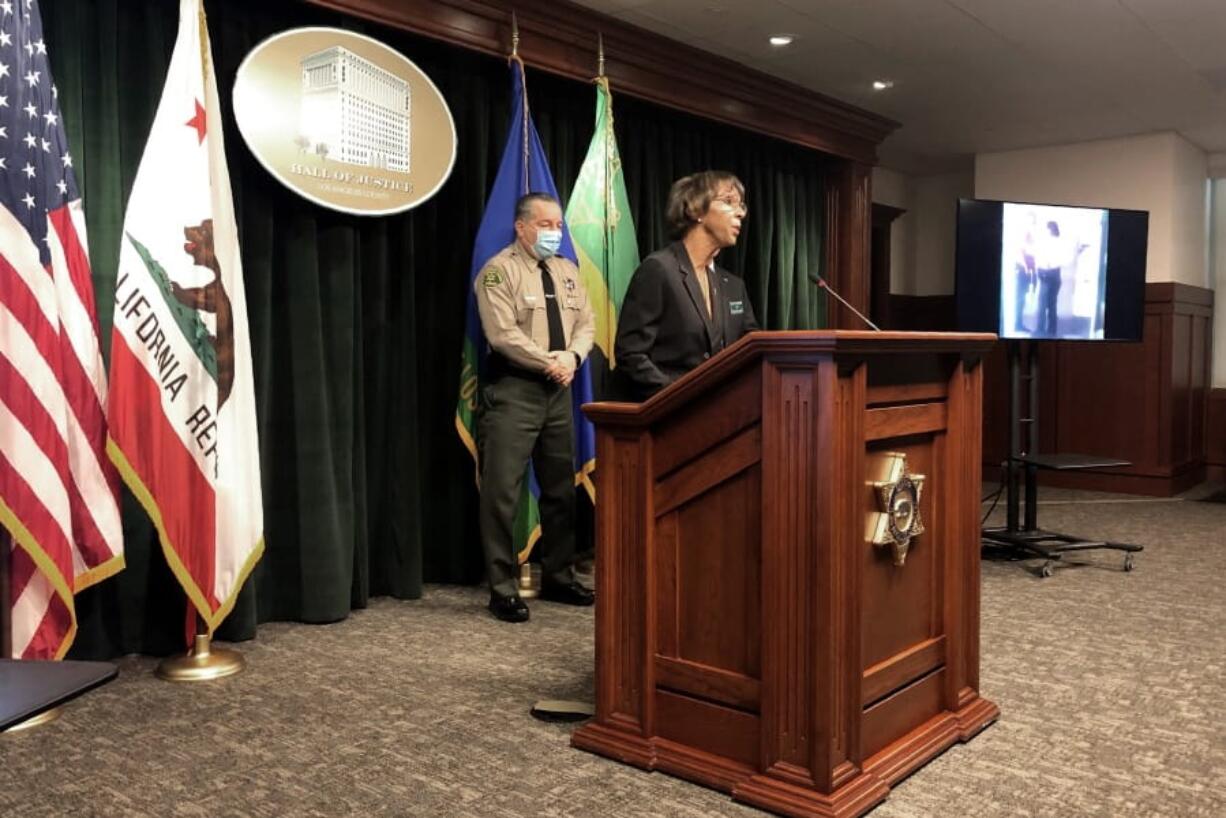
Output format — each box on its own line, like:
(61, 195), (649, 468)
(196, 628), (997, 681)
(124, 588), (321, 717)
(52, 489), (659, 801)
(107, 0), (263, 638)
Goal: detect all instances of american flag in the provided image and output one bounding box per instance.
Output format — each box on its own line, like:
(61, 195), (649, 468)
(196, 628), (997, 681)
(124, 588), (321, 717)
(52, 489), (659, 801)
(0, 0), (123, 659)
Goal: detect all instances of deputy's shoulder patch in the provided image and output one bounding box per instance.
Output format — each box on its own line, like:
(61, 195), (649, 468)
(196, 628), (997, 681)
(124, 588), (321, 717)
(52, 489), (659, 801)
(482, 268), (503, 287)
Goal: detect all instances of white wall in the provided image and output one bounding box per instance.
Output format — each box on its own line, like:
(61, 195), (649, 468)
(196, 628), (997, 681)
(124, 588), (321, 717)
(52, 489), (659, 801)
(871, 166), (913, 294)
(976, 132), (1209, 287)
(876, 134), (1219, 385)
(1209, 152), (1226, 178)
(871, 167), (973, 296)
(911, 170), (974, 295)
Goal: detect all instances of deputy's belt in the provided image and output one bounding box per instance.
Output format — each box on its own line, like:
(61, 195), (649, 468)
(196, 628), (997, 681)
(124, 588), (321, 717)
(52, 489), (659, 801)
(486, 353), (552, 384)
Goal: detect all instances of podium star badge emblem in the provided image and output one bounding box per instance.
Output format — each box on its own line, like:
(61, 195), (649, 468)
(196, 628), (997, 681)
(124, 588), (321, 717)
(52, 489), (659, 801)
(868, 452), (925, 567)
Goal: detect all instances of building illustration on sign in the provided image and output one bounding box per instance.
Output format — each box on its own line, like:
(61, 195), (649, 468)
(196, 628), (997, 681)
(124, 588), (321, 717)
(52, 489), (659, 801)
(299, 46), (411, 173)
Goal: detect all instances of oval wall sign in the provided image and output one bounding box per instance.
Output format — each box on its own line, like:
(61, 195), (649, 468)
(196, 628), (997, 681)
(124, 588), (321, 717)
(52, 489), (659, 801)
(233, 27), (457, 216)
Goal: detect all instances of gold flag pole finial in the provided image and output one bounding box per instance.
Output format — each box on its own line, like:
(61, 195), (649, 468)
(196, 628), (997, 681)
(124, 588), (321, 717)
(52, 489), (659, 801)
(597, 32), (605, 78)
(511, 11), (520, 57)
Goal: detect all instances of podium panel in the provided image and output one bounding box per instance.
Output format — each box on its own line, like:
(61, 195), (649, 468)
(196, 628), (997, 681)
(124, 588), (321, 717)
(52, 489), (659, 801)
(574, 332), (999, 818)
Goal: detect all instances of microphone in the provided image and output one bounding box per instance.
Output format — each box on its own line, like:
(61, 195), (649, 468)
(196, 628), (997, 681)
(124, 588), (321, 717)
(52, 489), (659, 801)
(816, 276), (881, 331)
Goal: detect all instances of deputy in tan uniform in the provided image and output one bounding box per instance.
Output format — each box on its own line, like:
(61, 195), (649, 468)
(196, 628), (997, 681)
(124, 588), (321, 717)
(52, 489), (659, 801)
(475, 192), (596, 622)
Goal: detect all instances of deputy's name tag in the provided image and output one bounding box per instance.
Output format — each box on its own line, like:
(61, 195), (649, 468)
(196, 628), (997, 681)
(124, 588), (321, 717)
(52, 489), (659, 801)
(729, 300), (745, 315)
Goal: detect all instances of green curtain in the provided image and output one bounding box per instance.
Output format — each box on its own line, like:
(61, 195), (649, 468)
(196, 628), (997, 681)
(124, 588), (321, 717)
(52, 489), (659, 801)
(41, 0), (829, 659)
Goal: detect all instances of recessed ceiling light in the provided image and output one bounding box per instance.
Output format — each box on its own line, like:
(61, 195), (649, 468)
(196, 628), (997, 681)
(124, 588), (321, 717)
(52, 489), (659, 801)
(872, 80), (894, 91)
(769, 35), (794, 47)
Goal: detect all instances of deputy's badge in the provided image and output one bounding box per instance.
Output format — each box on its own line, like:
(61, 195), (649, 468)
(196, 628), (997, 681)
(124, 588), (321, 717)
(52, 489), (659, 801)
(866, 452), (926, 567)
(565, 278), (576, 292)
(729, 300), (745, 315)
(482, 268), (502, 287)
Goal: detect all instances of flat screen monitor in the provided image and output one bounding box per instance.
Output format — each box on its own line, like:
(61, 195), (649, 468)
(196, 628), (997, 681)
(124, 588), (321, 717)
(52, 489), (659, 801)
(955, 198), (1148, 341)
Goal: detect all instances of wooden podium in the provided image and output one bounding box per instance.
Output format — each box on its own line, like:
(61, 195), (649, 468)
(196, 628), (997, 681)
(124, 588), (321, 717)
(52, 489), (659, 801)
(572, 331), (999, 818)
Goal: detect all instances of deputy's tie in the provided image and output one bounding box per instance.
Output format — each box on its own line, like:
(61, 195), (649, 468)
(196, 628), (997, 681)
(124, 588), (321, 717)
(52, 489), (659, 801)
(539, 260), (566, 352)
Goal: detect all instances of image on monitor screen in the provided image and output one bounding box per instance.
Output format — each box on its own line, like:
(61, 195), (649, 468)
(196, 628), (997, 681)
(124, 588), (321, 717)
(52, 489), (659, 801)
(1000, 203), (1109, 339)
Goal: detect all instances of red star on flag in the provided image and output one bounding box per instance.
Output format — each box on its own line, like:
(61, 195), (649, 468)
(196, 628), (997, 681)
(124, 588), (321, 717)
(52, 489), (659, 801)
(185, 99), (206, 144)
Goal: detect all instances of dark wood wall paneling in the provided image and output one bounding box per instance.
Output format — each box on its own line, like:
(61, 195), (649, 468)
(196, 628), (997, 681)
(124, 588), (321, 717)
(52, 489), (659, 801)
(872, 286), (1216, 496)
(825, 162), (874, 327)
(1208, 388), (1226, 483)
(981, 283), (1214, 496)
(883, 295), (956, 333)
(869, 204), (906, 328)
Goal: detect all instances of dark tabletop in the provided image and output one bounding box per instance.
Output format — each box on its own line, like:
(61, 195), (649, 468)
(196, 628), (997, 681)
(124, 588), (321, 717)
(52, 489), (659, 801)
(1014, 453), (1131, 470)
(1, 658), (118, 731)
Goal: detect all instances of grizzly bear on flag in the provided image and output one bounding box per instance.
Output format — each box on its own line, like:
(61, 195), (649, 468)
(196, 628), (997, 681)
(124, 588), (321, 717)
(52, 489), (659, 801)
(172, 218), (234, 408)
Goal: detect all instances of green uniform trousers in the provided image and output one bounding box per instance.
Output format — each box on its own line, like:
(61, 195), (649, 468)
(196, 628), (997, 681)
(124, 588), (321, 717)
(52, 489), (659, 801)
(478, 374), (578, 599)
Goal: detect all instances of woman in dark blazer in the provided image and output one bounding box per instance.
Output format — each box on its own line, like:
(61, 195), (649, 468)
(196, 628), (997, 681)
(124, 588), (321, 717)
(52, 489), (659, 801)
(614, 171), (759, 401)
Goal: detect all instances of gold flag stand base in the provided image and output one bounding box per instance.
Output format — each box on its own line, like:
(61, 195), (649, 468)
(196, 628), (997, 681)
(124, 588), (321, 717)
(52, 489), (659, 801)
(530, 699), (594, 723)
(4, 705), (63, 733)
(518, 562), (540, 599)
(156, 632), (245, 682)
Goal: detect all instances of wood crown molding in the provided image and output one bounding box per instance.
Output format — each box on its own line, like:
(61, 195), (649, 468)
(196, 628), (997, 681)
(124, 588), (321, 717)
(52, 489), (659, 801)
(872, 203), (907, 226)
(1144, 281), (1214, 309)
(302, 0), (899, 164)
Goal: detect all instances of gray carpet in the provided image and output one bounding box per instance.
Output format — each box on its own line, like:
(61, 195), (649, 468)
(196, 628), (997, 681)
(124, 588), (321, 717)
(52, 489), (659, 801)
(2, 485), (1224, 817)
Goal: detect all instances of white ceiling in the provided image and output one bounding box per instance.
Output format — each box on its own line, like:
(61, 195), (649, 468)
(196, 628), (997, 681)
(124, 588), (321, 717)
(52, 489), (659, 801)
(570, 0), (1226, 173)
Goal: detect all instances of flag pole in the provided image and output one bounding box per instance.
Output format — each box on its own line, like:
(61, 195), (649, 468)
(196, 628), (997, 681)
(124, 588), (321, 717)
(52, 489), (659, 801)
(531, 30), (617, 725)
(156, 611), (245, 682)
(119, 0), (262, 686)
(509, 9), (540, 601)
(576, 28), (600, 585)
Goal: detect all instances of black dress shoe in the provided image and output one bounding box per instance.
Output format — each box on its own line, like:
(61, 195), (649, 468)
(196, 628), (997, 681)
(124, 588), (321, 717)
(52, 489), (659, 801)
(488, 594), (530, 622)
(539, 581), (595, 606)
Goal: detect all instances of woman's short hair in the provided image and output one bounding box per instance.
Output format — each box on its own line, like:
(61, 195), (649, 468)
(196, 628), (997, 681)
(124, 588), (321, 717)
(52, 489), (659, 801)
(665, 171), (745, 240)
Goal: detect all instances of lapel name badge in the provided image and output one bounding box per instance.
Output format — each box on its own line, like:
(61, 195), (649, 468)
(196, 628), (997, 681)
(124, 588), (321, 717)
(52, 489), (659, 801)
(729, 300), (744, 315)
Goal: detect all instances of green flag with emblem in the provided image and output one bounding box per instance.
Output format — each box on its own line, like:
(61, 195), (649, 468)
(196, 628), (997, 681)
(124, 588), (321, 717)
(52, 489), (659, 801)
(565, 76), (639, 377)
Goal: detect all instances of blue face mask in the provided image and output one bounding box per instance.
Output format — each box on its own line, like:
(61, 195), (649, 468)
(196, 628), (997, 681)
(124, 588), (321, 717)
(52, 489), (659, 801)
(533, 228), (563, 260)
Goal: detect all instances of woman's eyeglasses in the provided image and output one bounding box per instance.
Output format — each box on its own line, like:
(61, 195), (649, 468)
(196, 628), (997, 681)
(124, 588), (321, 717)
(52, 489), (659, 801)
(713, 196), (748, 216)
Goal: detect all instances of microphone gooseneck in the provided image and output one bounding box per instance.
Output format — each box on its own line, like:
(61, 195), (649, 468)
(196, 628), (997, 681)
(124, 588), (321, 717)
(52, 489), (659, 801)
(817, 277), (881, 331)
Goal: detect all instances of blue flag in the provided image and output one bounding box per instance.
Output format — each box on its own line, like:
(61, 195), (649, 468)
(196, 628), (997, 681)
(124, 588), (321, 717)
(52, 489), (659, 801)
(455, 58), (596, 562)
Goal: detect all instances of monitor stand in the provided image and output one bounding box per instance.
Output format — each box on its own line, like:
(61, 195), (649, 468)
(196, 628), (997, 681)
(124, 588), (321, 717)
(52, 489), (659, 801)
(981, 341), (1143, 577)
